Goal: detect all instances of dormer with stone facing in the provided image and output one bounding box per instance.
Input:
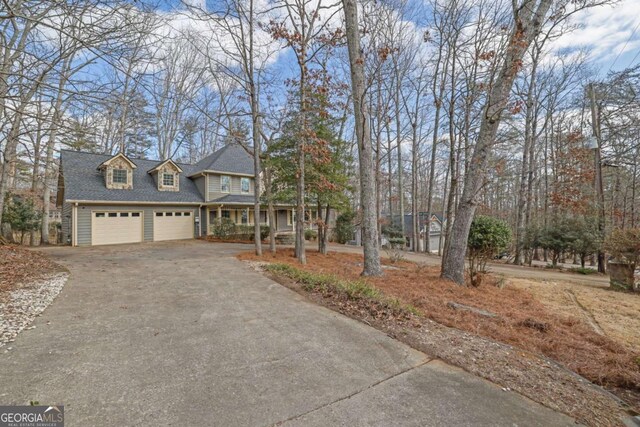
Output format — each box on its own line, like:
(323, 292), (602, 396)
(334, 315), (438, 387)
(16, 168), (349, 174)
(147, 159), (182, 192)
(97, 152), (137, 190)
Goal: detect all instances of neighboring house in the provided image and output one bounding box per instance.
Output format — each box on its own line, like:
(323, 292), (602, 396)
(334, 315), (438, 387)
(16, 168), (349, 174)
(401, 212), (446, 253)
(57, 144), (305, 246)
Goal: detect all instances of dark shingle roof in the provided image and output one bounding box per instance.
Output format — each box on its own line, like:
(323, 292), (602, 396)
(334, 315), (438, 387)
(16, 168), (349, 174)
(59, 150), (204, 203)
(192, 143), (254, 175)
(209, 194), (255, 204)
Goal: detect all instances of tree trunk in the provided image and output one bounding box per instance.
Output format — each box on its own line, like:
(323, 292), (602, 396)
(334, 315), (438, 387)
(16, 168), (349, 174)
(441, 0), (554, 285)
(265, 168), (277, 253)
(343, 0), (382, 276)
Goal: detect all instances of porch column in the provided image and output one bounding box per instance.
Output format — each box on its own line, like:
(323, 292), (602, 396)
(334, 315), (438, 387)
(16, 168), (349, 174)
(246, 207), (250, 225)
(205, 207), (210, 235)
(217, 205), (222, 219)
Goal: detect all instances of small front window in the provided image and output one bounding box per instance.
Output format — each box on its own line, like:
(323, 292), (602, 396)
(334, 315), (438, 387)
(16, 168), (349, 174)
(241, 177), (250, 194)
(221, 175), (230, 193)
(112, 169), (127, 184)
(108, 212), (118, 217)
(241, 210), (248, 224)
(95, 212), (105, 218)
(162, 173), (174, 186)
(221, 210), (231, 219)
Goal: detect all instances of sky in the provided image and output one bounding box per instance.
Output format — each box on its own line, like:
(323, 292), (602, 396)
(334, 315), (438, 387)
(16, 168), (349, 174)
(551, 0), (640, 75)
(156, 0), (640, 79)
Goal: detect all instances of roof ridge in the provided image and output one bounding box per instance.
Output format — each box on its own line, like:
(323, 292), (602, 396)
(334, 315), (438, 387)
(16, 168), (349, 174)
(60, 149), (193, 166)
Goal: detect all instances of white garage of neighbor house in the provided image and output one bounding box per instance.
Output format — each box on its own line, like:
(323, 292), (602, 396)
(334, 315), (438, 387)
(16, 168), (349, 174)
(57, 144), (299, 247)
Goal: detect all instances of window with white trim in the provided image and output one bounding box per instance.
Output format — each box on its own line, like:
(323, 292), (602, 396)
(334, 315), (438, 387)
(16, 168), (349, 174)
(112, 169), (127, 184)
(288, 209), (296, 226)
(241, 177), (250, 194)
(221, 175), (231, 193)
(162, 172), (174, 186)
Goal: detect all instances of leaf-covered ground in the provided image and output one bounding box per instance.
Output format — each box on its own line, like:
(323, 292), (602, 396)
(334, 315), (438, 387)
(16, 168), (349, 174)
(238, 248), (639, 426)
(0, 245), (65, 294)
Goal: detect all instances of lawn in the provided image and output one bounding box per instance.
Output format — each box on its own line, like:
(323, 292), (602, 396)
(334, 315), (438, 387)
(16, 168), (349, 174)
(238, 248), (640, 424)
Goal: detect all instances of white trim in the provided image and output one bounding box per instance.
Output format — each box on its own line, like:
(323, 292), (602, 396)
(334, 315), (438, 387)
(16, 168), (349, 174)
(205, 174), (210, 201)
(98, 152), (137, 169)
(240, 177), (250, 194)
(146, 158), (183, 174)
(220, 175), (231, 193)
(72, 203), (78, 247)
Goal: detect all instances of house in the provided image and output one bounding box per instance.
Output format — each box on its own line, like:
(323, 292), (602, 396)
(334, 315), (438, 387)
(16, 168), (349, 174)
(56, 144), (303, 246)
(402, 212), (446, 253)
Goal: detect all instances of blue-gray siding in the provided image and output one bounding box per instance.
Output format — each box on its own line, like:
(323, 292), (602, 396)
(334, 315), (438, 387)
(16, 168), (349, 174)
(61, 202), (72, 244)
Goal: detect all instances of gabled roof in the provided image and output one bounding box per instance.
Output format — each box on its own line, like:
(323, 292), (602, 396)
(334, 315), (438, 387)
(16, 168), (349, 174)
(97, 152), (137, 170)
(147, 159), (183, 174)
(191, 143), (254, 176)
(59, 150), (203, 204)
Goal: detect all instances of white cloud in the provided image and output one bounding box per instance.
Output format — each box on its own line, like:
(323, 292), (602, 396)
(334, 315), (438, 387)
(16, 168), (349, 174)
(550, 0), (640, 70)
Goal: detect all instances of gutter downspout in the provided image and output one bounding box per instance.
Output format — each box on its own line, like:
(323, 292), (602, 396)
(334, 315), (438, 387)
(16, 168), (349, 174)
(72, 202), (78, 247)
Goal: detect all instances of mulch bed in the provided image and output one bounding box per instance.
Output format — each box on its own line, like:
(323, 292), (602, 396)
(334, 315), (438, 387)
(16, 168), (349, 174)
(239, 249), (640, 426)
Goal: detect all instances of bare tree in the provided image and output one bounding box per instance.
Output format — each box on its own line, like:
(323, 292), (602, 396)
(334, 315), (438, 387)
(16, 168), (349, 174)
(343, 0), (382, 276)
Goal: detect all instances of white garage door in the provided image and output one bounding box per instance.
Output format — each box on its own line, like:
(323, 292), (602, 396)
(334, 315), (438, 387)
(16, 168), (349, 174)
(153, 211), (194, 241)
(92, 211), (143, 246)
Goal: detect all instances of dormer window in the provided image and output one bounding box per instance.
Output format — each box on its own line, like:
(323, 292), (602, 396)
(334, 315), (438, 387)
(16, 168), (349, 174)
(162, 173), (175, 186)
(113, 169), (128, 184)
(148, 159), (182, 192)
(97, 152), (136, 190)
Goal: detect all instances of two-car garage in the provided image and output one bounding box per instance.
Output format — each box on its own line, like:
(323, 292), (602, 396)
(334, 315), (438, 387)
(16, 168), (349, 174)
(75, 205), (199, 246)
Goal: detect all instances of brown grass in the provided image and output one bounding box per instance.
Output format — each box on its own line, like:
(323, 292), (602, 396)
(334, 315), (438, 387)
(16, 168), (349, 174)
(512, 278), (640, 352)
(238, 249), (640, 401)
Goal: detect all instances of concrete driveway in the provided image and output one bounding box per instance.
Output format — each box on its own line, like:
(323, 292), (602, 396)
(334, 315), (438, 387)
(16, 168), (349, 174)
(0, 241), (574, 426)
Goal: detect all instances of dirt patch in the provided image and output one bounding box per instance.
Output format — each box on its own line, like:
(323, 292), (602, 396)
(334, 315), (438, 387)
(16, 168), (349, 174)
(238, 249), (640, 425)
(0, 246), (65, 295)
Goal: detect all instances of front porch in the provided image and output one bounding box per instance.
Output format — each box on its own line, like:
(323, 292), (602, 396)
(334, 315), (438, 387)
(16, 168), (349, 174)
(205, 205), (315, 235)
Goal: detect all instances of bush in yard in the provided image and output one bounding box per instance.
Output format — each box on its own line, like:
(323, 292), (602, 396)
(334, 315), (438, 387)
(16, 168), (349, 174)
(259, 225), (270, 240)
(304, 229), (317, 241)
(605, 228), (640, 265)
(2, 193), (41, 244)
(570, 217), (601, 268)
(538, 216), (575, 267)
(211, 218), (236, 239)
(335, 211), (355, 244)
(467, 215), (511, 286)
(381, 223), (404, 239)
